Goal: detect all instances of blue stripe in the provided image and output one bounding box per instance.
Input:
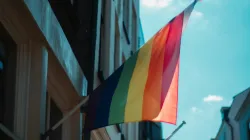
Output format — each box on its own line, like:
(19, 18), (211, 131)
(85, 65), (124, 130)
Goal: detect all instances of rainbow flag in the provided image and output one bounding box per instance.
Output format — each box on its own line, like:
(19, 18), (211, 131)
(85, 1), (197, 131)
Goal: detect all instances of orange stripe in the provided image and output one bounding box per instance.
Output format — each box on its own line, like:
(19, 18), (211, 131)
(142, 25), (170, 120)
(154, 59), (179, 124)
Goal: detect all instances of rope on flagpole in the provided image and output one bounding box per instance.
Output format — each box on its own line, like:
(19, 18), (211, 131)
(0, 123), (22, 140)
(165, 121), (186, 140)
(41, 96), (89, 140)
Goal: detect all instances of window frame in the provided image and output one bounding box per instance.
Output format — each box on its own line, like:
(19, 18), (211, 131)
(0, 27), (17, 139)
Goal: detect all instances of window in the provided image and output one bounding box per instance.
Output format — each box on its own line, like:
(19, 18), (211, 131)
(98, 0), (106, 82)
(152, 122), (162, 140)
(0, 42), (5, 120)
(0, 41), (6, 138)
(123, 0), (129, 30)
(123, 0), (130, 44)
(0, 24), (17, 139)
(140, 122), (162, 140)
(248, 121), (250, 139)
(102, 0), (106, 18)
(46, 94), (63, 140)
(142, 122), (149, 139)
(116, 124), (122, 133)
(114, 17), (121, 70)
(131, 6), (137, 52)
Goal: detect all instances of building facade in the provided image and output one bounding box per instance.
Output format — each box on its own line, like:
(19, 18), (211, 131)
(0, 0), (143, 140)
(91, 0), (142, 139)
(0, 0), (88, 139)
(212, 87), (250, 140)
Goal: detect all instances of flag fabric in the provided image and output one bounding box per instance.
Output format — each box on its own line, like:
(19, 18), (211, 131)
(85, 0), (197, 131)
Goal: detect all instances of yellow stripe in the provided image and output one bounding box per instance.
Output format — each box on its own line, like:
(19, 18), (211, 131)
(124, 37), (154, 122)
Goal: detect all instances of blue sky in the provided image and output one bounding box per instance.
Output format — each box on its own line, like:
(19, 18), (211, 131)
(140, 0), (250, 139)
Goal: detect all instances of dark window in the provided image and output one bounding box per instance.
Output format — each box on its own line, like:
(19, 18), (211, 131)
(114, 19), (120, 70)
(49, 100), (62, 140)
(114, 34), (118, 69)
(123, 0), (130, 44)
(0, 42), (6, 138)
(0, 42), (5, 122)
(121, 133), (125, 140)
(102, 0), (106, 19)
(140, 122), (162, 140)
(248, 121), (250, 139)
(123, 0), (129, 31)
(152, 122), (162, 140)
(98, 0), (106, 82)
(0, 24), (17, 139)
(131, 8), (137, 51)
(46, 94), (63, 140)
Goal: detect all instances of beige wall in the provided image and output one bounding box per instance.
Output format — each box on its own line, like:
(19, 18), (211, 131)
(0, 0), (87, 139)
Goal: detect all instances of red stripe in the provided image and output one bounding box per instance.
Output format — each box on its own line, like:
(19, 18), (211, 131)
(142, 25), (170, 120)
(160, 13), (184, 107)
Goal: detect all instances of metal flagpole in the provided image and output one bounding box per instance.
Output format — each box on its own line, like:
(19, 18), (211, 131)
(165, 121), (186, 140)
(41, 96), (89, 140)
(0, 123), (22, 140)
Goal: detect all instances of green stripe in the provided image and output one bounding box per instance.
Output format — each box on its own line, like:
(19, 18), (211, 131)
(109, 52), (139, 124)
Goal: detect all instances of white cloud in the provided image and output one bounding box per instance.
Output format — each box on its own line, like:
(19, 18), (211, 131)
(188, 10), (207, 29)
(191, 107), (198, 112)
(191, 106), (203, 113)
(141, 0), (173, 8)
(192, 10), (204, 18)
(203, 95), (223, 102)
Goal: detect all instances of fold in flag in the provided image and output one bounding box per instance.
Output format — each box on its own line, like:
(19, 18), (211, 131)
(85, 0), (197, 131)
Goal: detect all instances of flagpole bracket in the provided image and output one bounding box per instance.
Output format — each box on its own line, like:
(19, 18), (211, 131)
(40, 129), (53, 140)
(40, 96), (89, 140)
(80, 96), (89, 113)
(80, 104), (88, 113)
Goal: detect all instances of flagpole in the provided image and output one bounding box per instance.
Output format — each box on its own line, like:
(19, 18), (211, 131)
(165, 121), (186, 140)
(41, 96), (89, 140)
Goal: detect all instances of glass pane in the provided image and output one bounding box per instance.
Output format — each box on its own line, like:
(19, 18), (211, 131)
(119, 124), (122, 132)
(0, 42), (5, 58)
(0, 61), (3, 70)
(49, 99), (63, 140)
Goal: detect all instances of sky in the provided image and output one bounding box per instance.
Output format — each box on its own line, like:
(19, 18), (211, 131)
(140, 0), (250, 139)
